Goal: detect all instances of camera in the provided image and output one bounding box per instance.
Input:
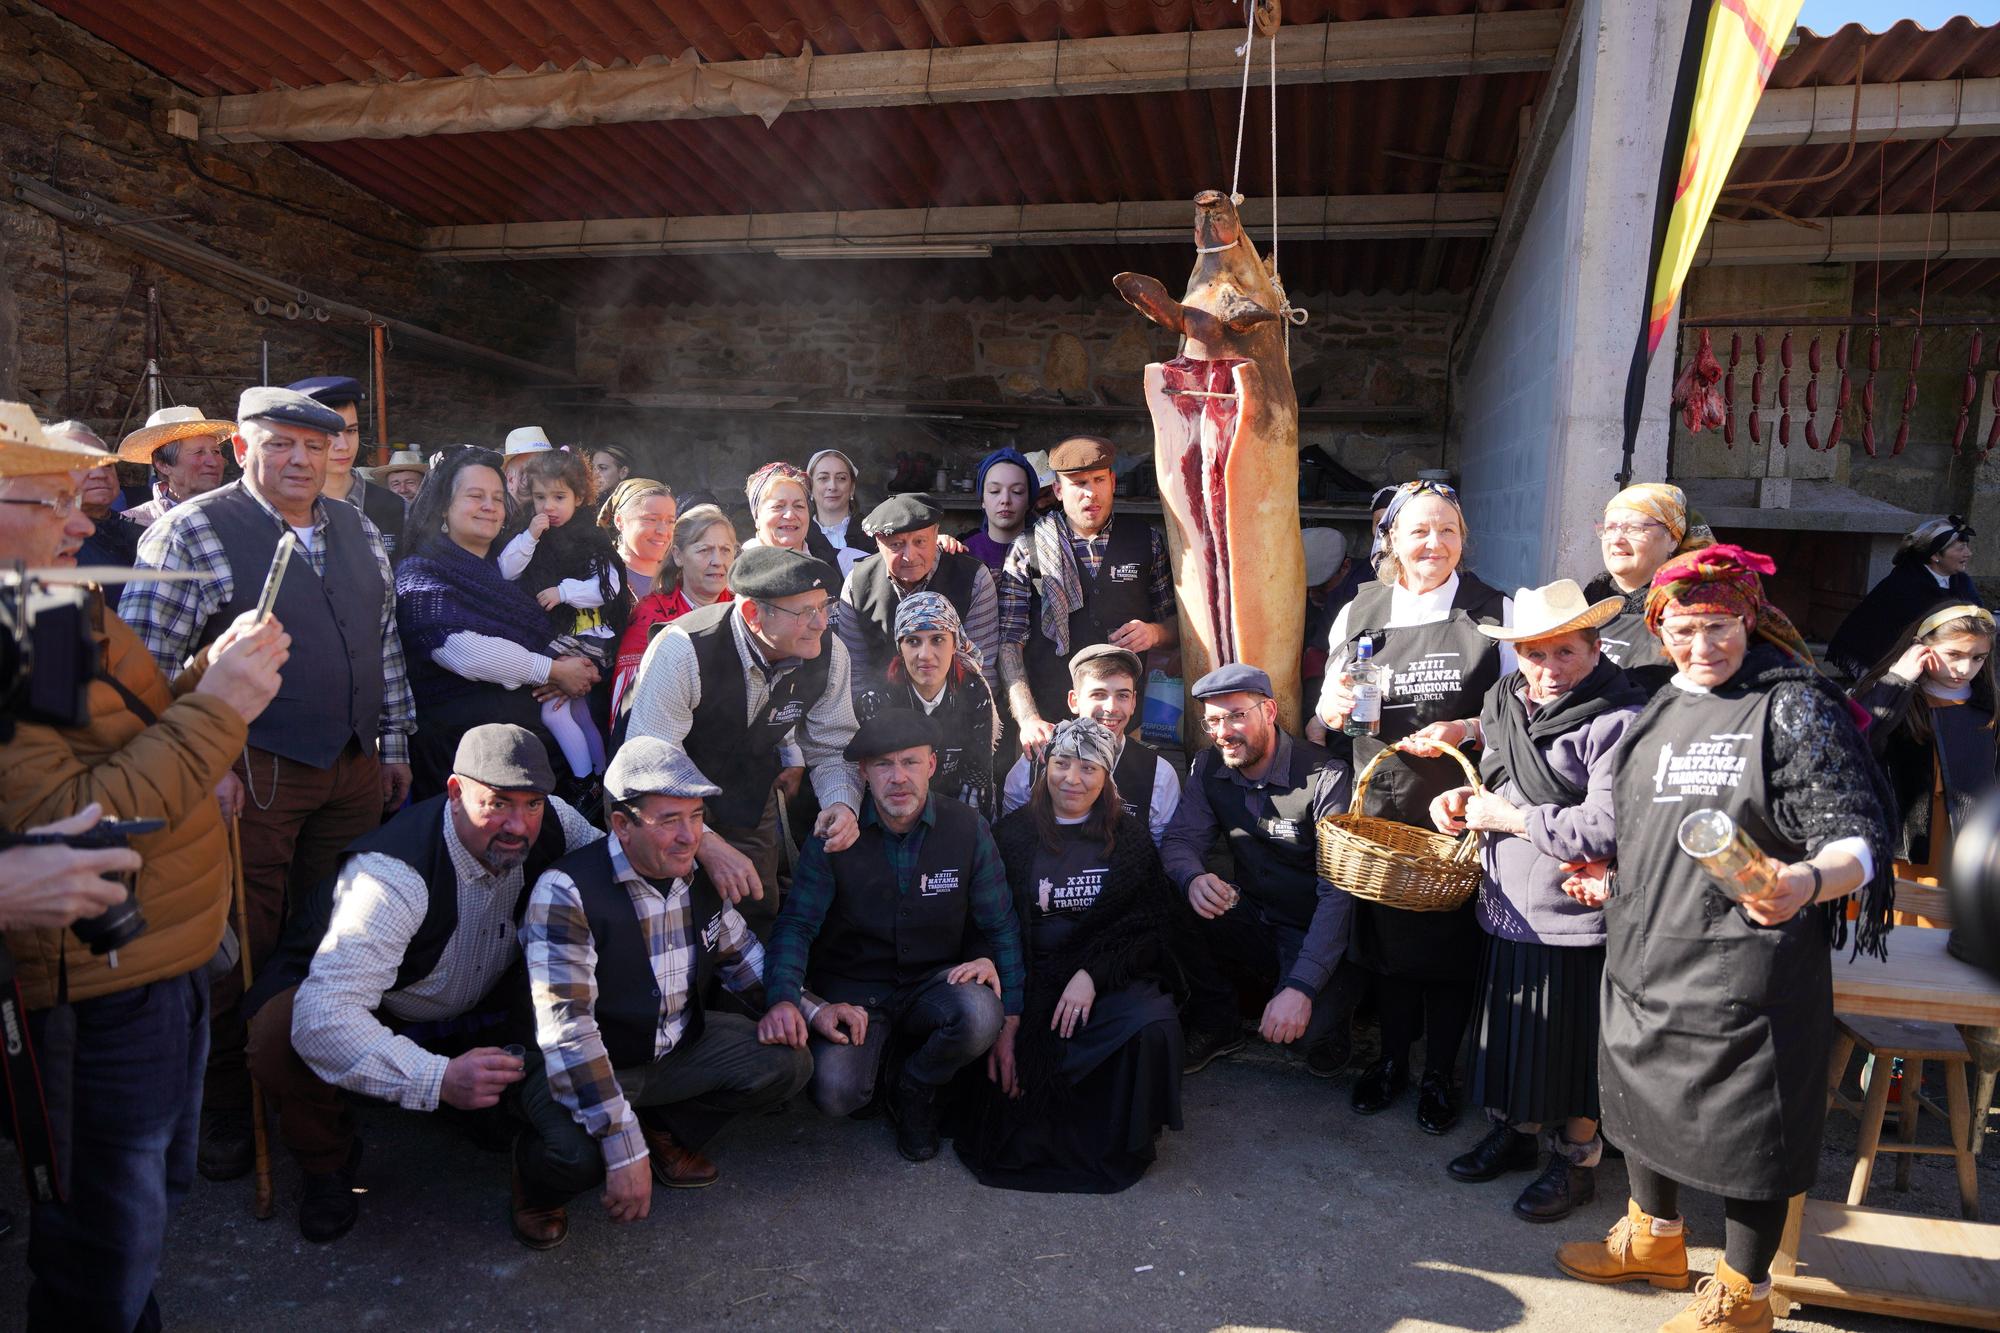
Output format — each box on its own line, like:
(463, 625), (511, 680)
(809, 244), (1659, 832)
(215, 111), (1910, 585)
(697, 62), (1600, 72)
(1947, 790), (2000, 977)
(0, 566), (97, 744)
(0, 817), (160, 958)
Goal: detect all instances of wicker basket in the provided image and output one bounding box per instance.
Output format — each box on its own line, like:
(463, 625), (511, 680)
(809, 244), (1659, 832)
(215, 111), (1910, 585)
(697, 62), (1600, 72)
(1315, 738), (1485, 912)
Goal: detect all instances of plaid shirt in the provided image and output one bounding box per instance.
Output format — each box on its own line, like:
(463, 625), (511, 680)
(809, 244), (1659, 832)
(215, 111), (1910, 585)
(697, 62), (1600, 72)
(122, 481), (415, 765)
(764, 794), (1025, 1016)
(524, 838), (765, 1173)
(996, 511), (1175, 648)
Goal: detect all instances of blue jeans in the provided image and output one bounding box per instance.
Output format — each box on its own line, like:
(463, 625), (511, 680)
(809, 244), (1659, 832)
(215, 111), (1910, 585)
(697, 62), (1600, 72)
(26, 969), (209, 1333)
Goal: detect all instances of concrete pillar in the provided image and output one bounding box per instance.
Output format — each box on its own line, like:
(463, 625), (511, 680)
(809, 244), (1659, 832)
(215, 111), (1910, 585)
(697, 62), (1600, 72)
(1457, 0), (1691, 589)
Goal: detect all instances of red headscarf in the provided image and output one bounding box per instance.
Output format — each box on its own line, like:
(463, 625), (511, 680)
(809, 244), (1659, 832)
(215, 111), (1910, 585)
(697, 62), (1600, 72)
(1643, 543), (1814, 666)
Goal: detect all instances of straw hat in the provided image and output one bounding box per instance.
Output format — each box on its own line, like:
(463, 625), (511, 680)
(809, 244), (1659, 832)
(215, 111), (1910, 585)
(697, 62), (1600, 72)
(368, 448), (429, 483)
(503, 426), (553, 459)
(1477, 579), (1623, 643)
(117, 404), (236, 464)
(0, 402), (107, 478)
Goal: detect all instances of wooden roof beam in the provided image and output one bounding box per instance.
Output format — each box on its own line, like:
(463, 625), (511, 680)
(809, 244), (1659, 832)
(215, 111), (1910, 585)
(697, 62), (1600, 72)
(197, 12), (1563, 143)
(1745, 78), (2000, 147)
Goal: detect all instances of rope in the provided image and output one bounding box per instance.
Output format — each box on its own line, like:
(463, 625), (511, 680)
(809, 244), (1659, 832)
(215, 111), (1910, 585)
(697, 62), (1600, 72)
(1221, 1), (1308, 347)
(1229, 2), (1257, 203)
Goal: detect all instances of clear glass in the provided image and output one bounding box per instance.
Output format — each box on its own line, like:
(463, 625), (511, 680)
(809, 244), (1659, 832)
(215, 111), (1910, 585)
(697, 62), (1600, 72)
(1675, 808), (1777, 901)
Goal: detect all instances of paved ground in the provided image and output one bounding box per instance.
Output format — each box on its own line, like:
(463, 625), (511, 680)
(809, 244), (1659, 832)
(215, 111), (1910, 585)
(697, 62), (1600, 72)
(2, 1037), (1990, 1330)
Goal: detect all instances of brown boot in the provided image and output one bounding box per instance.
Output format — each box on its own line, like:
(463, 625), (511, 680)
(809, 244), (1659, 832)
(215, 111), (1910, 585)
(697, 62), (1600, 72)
(509, 1164), (569, 1250)
(641, 1123), (719, 1189)
(1658, 1260), (1773, 1333)
(1554, 1198), (1691, 1290)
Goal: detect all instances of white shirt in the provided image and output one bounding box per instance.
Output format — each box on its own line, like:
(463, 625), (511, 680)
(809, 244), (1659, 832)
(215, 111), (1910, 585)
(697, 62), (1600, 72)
(1316, 572), (1516, 721)
(1000, 741), (1180, 845)
(816, 515), (867, 579)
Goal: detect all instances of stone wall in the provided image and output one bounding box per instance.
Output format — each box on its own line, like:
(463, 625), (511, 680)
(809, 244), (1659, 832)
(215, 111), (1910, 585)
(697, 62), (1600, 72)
(0, 0), (573, 451)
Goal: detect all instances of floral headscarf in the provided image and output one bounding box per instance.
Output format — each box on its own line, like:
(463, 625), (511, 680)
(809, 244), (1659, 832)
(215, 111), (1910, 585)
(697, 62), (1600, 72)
(888, 591), (983, 686)
(746, 461), (809, 513)
(1644, 543), (1813, 666)
(1047, 716), (1119, 773)
(1605, 482), (1714, 555)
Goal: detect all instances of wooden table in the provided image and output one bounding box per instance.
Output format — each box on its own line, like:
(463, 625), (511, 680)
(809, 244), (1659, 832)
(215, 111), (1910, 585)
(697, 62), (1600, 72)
(1770, 928), (2000, 1329)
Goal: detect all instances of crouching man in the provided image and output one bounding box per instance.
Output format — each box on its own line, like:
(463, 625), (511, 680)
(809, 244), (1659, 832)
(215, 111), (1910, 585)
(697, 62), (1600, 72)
(511, 738), (811, 1249)
(758, 710), (1024, 1162)
(246, 724), (599, 1242)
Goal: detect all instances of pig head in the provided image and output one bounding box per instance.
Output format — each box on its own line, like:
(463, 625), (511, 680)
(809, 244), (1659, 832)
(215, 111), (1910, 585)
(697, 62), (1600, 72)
(1114, 190), (1305, 735)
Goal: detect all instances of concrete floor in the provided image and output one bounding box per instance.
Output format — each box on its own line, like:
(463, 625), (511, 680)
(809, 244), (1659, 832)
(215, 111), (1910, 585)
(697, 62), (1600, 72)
(2, 1038), (1989, 1331)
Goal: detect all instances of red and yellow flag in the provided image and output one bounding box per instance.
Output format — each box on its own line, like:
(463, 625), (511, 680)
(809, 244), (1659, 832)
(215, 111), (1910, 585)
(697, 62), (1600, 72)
(1645, 0), (1803, 352)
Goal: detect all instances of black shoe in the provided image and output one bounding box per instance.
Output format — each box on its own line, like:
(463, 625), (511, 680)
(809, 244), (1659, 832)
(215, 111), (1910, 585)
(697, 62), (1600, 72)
(1513, 1155), (1596, 1223)
(1416, 1070), (1459, 1135)
(889, 1074), (941, 1162)
(1304, 1030), (1352, 1079)
(1350, 1056), (1408, 1115)
(1446, 1122), (1540, 1182)
(1182, 1025), (1246, 1075)
(197, 1106), (254, 1182)
(299, 1140), (364, 1244)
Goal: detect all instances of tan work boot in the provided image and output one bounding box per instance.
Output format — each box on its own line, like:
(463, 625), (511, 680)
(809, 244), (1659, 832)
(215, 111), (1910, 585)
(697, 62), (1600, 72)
(1658, 1260), (1773, 1332)
(1554, 1197), (1691, 1289)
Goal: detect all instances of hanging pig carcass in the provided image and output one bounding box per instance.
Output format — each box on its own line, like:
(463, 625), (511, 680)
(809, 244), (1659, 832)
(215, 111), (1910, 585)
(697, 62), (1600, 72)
(1115, 190), (1306, 733)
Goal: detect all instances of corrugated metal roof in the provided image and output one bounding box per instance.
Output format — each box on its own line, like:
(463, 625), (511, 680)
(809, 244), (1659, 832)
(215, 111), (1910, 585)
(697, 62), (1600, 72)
(1775, 17), (2000, 88)
(1725, 134), (2000, 221)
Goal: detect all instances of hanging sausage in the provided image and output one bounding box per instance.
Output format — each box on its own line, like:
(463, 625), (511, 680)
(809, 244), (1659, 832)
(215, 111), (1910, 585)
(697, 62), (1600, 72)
(1893, 331), (1922, 456)
(1749, 332), (1765, 446)
(1861, 329), (1881, 457)
(1805, 335), (1822, 451)
(1724, 333), (1740, 447)
(1954, 330), (1982, 454)
(1778, 332), (1793, 448)
(1830, 330), (1850, 452)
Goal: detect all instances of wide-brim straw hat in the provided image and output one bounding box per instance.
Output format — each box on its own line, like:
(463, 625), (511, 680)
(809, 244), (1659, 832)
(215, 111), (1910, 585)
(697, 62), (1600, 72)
(1477, 578), (1624, 643)
(0, 402), (107, 477)
(368, 448), (429, 482)
(117, 404), (236, 463)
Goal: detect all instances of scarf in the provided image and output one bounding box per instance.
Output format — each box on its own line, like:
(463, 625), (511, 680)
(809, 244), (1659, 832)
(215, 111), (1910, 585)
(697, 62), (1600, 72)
(1478, 657), (1646, 807)
(1605, 481), (1715, 554)
(746, 461), (808, 512)
(891, 590), (985, 682)
(1644, 543), (1814, 667)
(595, 477), (669, 529)
(1027, 511), (1088, 654)
(1048, 716), (1119, 772)
(396, 537), (556, 662)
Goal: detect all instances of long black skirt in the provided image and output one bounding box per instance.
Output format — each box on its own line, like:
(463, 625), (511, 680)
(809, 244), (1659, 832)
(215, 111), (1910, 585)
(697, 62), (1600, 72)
(953, 982), (1183, 1194)
(409, 685), (549, 802)
(1468, 933), (1604, 1126)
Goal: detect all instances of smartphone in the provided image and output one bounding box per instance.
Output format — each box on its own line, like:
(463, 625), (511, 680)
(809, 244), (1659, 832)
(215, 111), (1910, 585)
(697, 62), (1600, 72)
(254, 532), (298, 625)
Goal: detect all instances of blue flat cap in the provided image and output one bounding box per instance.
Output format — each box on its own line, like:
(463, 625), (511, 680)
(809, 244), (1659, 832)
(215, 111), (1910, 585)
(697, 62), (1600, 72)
(1191, 663), (1274, 699)
(286, 375), (364, 407)
(862, 492), (942, 538)
(604, 737), (722, 803)
(731, 544), (835, 600)
(237, 386), (346, 435)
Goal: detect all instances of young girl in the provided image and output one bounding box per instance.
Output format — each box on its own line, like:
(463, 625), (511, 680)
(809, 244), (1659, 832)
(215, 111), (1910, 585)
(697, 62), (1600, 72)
(500, 449), (627, 783)
(1852, 602), (2000, 881)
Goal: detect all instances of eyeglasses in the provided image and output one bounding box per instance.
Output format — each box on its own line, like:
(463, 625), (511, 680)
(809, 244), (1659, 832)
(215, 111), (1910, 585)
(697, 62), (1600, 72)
(1200, 707), (1262, 734)
(1596, 520), (1667, 540)
(1659, 618), (1745, 649)
(758, 600), (830, 627)
(0, 493), (80, 517)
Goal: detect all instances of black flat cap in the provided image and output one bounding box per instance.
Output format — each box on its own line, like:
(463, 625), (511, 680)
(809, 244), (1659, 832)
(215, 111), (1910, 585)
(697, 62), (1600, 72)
(452, 723), (558, 794)
(732, 545), (836, 600)
(286, 375), (364, 408)
(1191, 663), (1274, 700)
(237, 386), (346, 435)
(862, 492), (942, 538)
(843, 709), (937, 761)
(1048, 435), (1116, 473)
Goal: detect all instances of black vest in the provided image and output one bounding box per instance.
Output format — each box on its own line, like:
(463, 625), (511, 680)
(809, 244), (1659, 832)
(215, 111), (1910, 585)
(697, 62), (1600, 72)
(1194, 735), (1330, 930)
(1024, 516), (1156, 720)
(244, 793), (572, 1016)
(809, 796), (987, 994)
(841, 549), (983, 686)
(806, 519), (872, 576)
(674, 602), (833, 827)
(1337, 574), (1508, 825)
(548, 838), (728, 1069)
(189, 481), (387, 768)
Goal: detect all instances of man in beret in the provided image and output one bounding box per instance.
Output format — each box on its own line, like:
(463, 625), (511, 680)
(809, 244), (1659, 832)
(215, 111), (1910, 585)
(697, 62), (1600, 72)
(123, 384), (418, 1181)
(290, 374), (408, 556)
(242, 725), (600, 1242)
(1000, 643), (1181, 843)
(760, 710), (1023, 1162)
(625, 544), (863, 930)
(510, 738), (811, 1248)
(1161, 664), (1360, 1079)
(997, 435), (1177, 755)
(836, 491), (1000, 688)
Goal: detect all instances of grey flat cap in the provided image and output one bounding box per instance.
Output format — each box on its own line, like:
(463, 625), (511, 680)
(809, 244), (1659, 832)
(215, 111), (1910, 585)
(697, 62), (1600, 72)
(237, 386), (346, 435)
(1068, 642), (1144, 686)
(1191, 663), (1274, 700)
(605, 737), (723, 803)
(453, 724), (558, 795)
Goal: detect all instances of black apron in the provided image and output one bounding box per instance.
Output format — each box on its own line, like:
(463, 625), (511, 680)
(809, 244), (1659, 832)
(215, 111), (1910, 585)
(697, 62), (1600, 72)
(1601, 680), (1832, 1199)
(1337, 576), (1505, 978)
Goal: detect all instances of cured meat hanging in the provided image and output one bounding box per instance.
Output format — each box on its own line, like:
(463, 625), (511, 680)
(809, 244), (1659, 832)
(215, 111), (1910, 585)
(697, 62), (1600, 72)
(1115, 191), (1306, 732)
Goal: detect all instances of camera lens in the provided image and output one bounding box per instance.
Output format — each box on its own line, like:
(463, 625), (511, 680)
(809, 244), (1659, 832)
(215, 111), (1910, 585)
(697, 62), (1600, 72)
(70, 891), (147, 956)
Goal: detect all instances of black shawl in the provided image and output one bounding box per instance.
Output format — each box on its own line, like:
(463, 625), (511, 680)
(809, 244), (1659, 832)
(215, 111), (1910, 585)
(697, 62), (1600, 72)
(1477, 657), (1646, 807)
(1825, 561), (1982, 684)
(1853, 674), (2000, 863)
(520, 517), (630, 637)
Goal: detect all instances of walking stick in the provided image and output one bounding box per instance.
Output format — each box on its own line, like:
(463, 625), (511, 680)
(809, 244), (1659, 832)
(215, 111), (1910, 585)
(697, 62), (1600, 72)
(228, 816), (275, 1220)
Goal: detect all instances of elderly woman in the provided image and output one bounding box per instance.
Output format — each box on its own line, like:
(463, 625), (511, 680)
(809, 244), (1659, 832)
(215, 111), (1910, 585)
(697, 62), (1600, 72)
(596, 478), (676, 599)
(1407, 581), (1644, 1224)
(855, 592), (1000, 818)
(1315, 480), (1513, 1133)
(394, 448), (600, 798)
(954, 717), (1183, 1193)
(804, 449), (872, 578)
(740, 461), (813, 553)
(1827, 514), (1984, 682)
(1584, 482), (1713, 690)
(610, 503), (737, 728)
(1554, 544), (1892, 1332)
